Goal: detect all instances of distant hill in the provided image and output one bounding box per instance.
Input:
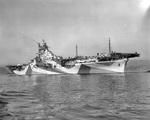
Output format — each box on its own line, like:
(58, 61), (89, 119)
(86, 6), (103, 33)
(0, 67), (13, 74)
(126, 59), (150, 72)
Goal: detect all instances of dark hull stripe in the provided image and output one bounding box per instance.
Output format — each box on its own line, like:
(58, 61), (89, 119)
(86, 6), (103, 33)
(78, 64), (91, 74)
(26, 65), (32, 74)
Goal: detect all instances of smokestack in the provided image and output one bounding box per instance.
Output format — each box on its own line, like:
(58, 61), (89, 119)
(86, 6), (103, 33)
(76, 45), (78, 57)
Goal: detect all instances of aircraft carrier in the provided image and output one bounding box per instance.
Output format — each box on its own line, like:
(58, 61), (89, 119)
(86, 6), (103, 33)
(7, 39), (140, 75)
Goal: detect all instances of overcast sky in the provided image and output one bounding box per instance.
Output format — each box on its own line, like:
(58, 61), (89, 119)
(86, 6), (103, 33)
(0, 0), (150, 65)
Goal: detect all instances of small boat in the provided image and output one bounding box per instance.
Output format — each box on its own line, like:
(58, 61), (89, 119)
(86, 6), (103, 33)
(7, 39), (140, 75)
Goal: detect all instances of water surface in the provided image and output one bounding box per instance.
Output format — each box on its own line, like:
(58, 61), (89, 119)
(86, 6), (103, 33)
(0, 73), (150, 120)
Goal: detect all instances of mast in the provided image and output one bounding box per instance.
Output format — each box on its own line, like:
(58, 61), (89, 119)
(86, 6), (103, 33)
(109, 38), (111, 55)
(76, 45), (78, 57)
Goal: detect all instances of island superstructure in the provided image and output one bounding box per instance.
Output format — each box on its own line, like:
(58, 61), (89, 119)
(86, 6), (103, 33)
(7, 39), (140, 75)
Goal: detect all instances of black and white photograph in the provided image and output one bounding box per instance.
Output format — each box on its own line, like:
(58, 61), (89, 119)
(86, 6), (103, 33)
(0, 0), (150, 119)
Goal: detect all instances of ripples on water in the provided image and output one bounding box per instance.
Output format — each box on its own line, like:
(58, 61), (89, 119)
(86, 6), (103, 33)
(0, 73), (150, 120)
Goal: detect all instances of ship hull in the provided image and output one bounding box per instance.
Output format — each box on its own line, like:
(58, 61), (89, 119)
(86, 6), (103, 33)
(77, 58), (127, 74)
(8, 59), (128, 75)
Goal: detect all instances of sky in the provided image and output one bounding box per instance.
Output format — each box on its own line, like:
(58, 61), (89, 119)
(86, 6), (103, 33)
(0, 0), (150, 65)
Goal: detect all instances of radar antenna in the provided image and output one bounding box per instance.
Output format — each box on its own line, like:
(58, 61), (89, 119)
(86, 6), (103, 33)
(109, 38), (111, 55)
(76, 45), (78, 57)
